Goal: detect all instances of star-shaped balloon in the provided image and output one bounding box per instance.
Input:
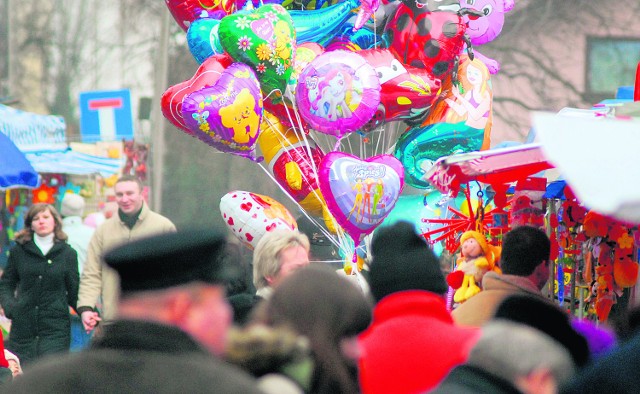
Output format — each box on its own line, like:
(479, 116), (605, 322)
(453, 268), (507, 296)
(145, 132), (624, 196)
(32, 183), (57, 204)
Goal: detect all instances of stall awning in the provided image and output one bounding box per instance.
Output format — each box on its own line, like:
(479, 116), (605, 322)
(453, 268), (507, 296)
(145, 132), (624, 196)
(0, 104), (67, 152)
(0, 132), (40, 189)
(424, 144), (554, 194)
(533, 111), (640, 224)
(25, 149), (124, 177)
(0, 104), (123, 177)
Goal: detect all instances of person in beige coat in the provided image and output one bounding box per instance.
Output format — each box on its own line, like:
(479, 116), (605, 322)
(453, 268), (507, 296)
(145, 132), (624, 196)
(76, 175), (175, 332)
(451, 225), (552, 327)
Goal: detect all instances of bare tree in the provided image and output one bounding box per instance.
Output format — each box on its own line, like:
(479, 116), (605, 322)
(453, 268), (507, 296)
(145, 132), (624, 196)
(10, 0), (161, 137)
(486, 0), (640, 142)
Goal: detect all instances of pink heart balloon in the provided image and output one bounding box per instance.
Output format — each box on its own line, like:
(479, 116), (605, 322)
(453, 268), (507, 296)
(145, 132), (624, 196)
(318, 152), (404, 243)
(161, 54), (233, 135)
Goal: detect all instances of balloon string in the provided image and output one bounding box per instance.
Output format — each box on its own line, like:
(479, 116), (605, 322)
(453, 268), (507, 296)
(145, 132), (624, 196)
(262, 108), (316, 181)
(261, 104), (328, 228)
(269, 86), (323, 188)
(257, 105), (347, 257)
(260, 100), (316, 193)
(256, 162), (345, 254)
(333, 137), (343, 152)
(376, 125), (384, 156)
(373, 9), (378, 48)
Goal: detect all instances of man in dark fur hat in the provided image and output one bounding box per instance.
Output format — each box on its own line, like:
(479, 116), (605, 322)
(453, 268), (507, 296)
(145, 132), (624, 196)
(10, 230), (261, 393)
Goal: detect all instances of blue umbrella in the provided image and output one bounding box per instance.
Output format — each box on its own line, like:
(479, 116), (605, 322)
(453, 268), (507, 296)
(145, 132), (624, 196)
(0, 132), (39, 189)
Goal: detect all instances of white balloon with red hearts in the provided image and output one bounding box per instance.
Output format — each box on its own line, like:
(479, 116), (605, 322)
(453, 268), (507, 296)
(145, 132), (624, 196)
(220, 190), (298, 250)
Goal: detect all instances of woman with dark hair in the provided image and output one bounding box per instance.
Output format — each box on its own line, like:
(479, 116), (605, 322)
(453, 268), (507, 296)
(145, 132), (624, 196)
(234, 264), (372, 394)
(0, 203), (79, 366)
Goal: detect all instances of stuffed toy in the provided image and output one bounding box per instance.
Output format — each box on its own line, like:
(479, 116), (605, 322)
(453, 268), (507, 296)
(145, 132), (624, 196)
(447, 230), (501, 303)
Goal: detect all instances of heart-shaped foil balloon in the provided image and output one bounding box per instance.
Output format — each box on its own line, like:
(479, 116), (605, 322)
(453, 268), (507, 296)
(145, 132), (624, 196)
(220, 190), (297, 250)
(165, 0), (231, 31)
(219, 4), (296, 97)
(318, 152), (404, 243)
(181, 62), (264, 161)
(161, 54), (233, 135)
(187, 17), (224, 64)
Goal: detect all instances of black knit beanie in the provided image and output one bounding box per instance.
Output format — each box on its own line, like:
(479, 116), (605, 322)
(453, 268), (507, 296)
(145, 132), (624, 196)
(369, 221), (448, 302)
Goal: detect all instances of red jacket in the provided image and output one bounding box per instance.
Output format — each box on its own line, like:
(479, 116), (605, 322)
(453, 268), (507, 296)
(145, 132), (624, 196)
(358, 290), (480, 394)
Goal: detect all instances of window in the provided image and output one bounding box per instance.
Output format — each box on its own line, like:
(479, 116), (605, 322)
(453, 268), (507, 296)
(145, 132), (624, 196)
(586, 37), (640, 100)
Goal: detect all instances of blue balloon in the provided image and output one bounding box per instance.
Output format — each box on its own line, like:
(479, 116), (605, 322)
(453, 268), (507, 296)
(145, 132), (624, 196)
(186, 0), (378, 64)
(394, 122), (485, 189)
(325, 23), (381, 50)
(282, 0), (341, 10)
(289, 0), (361, 44)
(187, 17), (224, 64)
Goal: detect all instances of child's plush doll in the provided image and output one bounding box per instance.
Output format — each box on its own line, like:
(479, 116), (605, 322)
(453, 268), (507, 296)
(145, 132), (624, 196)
(447, 230), (501, 303)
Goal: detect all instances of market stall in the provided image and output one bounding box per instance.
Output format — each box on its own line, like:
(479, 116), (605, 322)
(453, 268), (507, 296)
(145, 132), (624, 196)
(0, 104), (124, 269)
(420, 107), (640, 323)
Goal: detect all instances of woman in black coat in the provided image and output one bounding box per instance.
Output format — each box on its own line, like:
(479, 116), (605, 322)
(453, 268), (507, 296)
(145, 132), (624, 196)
(0, 203), (79, 367)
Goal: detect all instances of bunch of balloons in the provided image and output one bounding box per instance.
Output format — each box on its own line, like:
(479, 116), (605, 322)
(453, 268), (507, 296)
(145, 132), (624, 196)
(161, 0), (512, 263)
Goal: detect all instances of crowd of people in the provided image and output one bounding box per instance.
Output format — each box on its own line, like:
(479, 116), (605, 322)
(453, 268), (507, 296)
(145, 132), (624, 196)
(2, 175), (640, 393)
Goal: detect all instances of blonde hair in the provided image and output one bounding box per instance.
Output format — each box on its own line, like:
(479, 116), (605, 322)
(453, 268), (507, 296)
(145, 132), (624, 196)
(252, 230), (310, 290)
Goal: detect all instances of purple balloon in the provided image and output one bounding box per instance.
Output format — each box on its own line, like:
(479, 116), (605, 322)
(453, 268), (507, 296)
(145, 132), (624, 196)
(182, 63), (264, 161)
(318, 152), (404, 244)
(296, 50), (380, 138)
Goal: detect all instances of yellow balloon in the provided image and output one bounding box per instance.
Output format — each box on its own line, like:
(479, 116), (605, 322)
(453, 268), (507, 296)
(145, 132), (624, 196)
(459, 198), (493, 217)
(258, 111), (327, 217)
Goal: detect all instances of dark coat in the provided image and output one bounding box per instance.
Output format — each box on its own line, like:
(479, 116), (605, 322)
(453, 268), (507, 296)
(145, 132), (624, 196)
(561, 330), (640, 394)
(9, 320), (262, 394)
(0, 240), (79, 365)
(430, 364), (523, 394)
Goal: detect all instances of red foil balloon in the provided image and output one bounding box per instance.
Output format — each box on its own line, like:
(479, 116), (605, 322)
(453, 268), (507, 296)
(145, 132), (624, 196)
(161, 54), (233, 135)
(359, 48), (441, 129)
(385, 4), (467, 78)
(165, 0), (232, 31)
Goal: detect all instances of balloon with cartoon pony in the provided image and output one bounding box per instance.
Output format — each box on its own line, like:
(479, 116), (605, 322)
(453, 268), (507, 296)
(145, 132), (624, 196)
(296, 50), (380, 139)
